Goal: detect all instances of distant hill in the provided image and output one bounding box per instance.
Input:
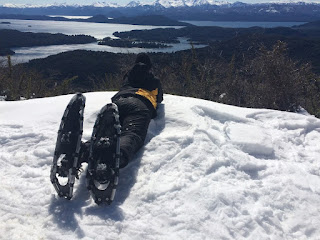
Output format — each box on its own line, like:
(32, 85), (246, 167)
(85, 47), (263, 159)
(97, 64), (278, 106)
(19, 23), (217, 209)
(0, 14), (65, 21)
(0, 14), (191, 26)
(0, 29), (96, 56)
(294, 20), (320, 29)
(87, 14), (191, 26)
(113, 22), (320, 45)
(0, 48), (14, 56)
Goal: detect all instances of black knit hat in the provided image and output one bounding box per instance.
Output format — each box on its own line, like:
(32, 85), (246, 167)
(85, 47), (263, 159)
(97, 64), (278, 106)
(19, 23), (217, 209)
(135, 53), (152, 70)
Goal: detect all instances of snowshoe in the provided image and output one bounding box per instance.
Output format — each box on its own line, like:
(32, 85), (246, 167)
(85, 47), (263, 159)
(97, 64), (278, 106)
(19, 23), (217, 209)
(50, 93), (86, 200)
(86, 103), (121, 205)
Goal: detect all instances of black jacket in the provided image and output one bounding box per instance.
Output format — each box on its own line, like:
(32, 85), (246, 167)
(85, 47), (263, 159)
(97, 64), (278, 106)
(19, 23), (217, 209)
(112, 63), (163, 118)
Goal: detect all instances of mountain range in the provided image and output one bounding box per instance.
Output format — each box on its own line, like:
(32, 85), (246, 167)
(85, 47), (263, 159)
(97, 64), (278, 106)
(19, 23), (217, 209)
(1, 1), (320, 21)
(2, 1), (320, 8)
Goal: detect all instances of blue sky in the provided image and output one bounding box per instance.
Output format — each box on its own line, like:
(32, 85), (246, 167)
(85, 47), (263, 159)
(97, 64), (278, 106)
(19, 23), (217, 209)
(1, 0), (315, 6)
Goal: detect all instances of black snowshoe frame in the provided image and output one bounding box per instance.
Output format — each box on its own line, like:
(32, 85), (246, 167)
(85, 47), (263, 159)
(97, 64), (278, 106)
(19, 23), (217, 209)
(50, 93), (86, 200)
(51, 94), (121, 205)
(86, 103), (121, 205)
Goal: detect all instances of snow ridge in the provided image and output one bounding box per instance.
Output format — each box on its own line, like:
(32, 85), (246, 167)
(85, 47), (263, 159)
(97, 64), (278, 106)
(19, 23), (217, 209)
(2, 1), (320, 8)
(1, 92), (320, 239)
(154, 0), (229, 7)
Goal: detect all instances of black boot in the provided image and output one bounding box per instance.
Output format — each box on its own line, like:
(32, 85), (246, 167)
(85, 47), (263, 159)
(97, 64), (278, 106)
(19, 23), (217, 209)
(119, 150), (129, 168)
(79, 141), (90, 164)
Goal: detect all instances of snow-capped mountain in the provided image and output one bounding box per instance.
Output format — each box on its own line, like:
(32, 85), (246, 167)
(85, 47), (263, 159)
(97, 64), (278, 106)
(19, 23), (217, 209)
(2, 2), (120, 8)
(153, 0), (229, 8)
(1, 0), (320, 9)
(2, 3), (55, 8)
(154, 0), (186, 8)
(131, 0), (320, 8)
(91, 2), (120, 8)
(157, 0), (320, 8)
(188, 0), (229, 6)
(1, 0), (319, 22)
(126, 1), (142, 7)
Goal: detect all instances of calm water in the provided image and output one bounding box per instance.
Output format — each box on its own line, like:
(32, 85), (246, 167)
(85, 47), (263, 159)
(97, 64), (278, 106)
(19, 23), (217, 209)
(0, 19), (307, 64)
(181, 20), (306, 28)
(0, 18), (180, 39)
(0, 18), (194, 64)
(9, 38), (204, 64)
(47, 15), (92, 19)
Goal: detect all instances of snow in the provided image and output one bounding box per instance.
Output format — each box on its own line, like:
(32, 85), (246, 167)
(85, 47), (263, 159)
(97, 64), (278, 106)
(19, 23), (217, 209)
(126, 1), (142, 7)
(2, 1), (320, 8)
(154, 0), (230, 7)
(92, 2), (120, 8)
(155, 0), (187, 8)
(1, 92), (320, 239)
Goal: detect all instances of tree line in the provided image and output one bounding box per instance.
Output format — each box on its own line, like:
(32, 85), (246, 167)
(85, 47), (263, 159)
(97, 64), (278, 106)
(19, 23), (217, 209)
(1, 39), (319, 118)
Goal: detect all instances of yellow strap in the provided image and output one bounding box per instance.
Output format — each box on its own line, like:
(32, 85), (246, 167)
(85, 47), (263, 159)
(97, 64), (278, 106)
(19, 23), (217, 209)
(136, 88), (158, 109)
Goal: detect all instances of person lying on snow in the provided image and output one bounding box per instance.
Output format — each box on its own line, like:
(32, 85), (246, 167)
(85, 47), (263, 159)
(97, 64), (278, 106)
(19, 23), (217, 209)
(80, 53), (163, 175)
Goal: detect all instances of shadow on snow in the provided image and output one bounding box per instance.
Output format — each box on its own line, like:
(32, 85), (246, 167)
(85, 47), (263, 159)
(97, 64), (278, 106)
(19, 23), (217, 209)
(48, 104), (166, 232)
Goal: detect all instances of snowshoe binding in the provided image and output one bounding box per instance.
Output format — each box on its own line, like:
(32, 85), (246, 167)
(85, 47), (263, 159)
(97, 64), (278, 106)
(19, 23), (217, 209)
(50, 93), (86, 200)
(86, 103), (121, 205)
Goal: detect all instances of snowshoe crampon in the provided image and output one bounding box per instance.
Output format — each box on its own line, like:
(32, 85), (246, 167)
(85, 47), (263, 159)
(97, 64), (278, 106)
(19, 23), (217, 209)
(86, 103), (121, 205)
(50, 93), (86, 200)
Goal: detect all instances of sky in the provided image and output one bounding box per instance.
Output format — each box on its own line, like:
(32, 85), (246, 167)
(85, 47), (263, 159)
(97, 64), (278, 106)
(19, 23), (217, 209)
(1, 0), (319, 7)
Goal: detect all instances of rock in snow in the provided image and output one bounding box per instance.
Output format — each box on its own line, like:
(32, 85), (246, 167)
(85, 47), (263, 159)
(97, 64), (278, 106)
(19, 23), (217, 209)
(0, 92), (320, 239)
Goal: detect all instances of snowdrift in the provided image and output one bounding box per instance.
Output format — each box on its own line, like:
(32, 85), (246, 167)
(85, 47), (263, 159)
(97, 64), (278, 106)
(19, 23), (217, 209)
(1, 92), (320, 240)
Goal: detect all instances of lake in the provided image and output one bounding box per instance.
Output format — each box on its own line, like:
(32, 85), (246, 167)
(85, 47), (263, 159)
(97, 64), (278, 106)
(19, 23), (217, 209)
(0, 18), (196, 64)
(0, 18), (180, 39)
(0, 19), (307, 64)
(181, 21), (306, 28)
(9, 38), (203, 64)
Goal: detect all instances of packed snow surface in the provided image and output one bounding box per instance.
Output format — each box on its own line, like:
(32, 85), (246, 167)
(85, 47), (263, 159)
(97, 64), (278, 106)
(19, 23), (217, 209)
(1, 92), (320, 240)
